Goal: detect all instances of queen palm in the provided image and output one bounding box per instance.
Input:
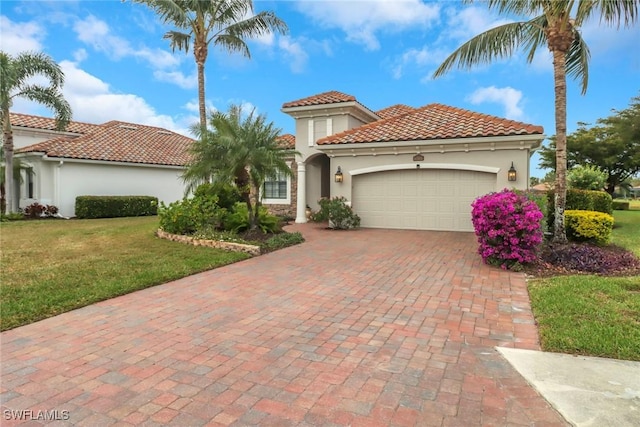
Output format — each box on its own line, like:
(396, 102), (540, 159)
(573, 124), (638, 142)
(133, 0), (288, 130)
(433, 0), (638, 243)
(0, 51), (72, 214)
(184, 104), (297, 230)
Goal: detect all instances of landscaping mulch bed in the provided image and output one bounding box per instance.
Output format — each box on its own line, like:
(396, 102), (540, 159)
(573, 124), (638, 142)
(525, 243), (640, 278)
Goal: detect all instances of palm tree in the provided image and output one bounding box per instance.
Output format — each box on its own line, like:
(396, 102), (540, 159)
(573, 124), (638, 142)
(184, 104), (297, 230)
(0, 51), (72, 214)
(0, 150), (24, 214)
(132, 0), (288, 130)
(433, 0), (638, 243)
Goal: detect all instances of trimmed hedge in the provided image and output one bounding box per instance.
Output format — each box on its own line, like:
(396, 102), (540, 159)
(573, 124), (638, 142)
(75, 196), (158, 219)
(565, 210), (614, 245)
(612, 200), (630, 210)
(546, 189), (613, 231)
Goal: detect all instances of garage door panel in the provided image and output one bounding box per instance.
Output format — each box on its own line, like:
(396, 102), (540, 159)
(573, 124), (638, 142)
(353, 169), (496, 232)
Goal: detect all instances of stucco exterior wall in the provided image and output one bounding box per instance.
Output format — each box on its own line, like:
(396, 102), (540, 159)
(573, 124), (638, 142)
(13, 128), (70, 150)
(19, 159), (186, 217)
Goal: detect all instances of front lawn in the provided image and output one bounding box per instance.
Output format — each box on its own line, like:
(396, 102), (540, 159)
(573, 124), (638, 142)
(528, 209), (640, 361)
(0, 216), (250, 331)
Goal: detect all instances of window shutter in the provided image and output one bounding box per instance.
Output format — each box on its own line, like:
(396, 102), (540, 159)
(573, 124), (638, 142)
(326, 118), (333, 136)
(308, 120), (314, 146)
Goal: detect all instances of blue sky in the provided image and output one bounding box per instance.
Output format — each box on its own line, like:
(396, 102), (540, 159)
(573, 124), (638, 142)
(2, 0), (639, 178)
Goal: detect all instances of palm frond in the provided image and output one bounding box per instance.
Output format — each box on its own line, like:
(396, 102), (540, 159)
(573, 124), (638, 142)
(163, 30), (191, 53)
(433, 21), (537, 78)
(576, 0), (640, 27)
(565, 29), (590, 95)
(131, 0), (190, 28)
(485, 0), (546, 16)
(222, 10), (288, 40)
(211, 34), (249, 57)
(14, 86), (72, 130)
(12, 51), (66, 91)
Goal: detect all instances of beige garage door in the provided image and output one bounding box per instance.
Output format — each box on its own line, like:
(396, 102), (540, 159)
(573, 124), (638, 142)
(352, 169), (496, 231)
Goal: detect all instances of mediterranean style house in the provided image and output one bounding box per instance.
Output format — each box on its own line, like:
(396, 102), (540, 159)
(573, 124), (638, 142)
(9, 90), (544, 231)
(278, 90), (544, 232)
(10, 113), (193, 217)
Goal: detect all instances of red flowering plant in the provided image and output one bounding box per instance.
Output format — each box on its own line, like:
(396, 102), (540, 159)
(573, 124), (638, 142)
(471, 189), (544, 270)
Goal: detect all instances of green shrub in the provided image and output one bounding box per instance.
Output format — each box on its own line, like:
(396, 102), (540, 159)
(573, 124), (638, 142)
(565, 210), (614, 245)
(568, 165), (607, 190)
(546, 189), (613, 230)
(75, 196), (158, 219)
(261, 232), (305, 252)
(0, 212), (26, 222)
(591, 191), (613, 214)
(193, 183), (242, 210)
(312, 196), (361, 230)
(223, 202), (281, 234)
(158, 193), (224, 235)
(612, 200), (630, 210)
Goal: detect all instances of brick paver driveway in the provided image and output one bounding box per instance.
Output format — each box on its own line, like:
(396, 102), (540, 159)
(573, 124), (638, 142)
(1, 224), (566, 426)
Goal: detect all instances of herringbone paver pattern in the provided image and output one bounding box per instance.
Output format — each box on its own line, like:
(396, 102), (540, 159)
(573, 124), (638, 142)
(1, 224), (567, 426)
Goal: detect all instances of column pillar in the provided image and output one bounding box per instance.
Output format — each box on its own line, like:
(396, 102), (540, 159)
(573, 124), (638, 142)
(295, 162), (307, 223)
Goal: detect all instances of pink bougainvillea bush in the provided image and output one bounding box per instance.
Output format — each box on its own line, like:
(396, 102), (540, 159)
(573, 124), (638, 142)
(471, 189), (544, 270)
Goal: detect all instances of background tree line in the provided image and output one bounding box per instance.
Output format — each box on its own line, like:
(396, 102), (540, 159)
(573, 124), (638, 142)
(538, 93), (640, 195)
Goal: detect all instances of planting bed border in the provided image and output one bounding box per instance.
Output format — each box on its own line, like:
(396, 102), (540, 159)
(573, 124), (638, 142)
(156, 229), (261, 256)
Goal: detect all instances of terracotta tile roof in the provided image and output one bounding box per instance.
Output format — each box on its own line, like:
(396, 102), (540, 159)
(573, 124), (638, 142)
(375, 104), (416, 120)
(276, 133), (295, 149)
(282, 90), (357, 108)
(17, 121), (194, 166)
(10, 112), (100, 134)
(317, 103), (544, 145)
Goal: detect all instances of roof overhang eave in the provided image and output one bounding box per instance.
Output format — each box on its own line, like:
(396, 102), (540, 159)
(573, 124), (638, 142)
(281, 101), (380, 122)
(37, 155), (186, 169)
(316, 134), (545, 156)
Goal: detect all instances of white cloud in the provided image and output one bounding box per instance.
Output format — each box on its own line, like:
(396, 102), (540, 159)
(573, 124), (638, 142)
(254, 31), (275, 47)
(183, 99), (217, 114)
(73, 15), (180, 70)
(443, 6), (512, 42)
(154, 70), (198, 90)
(51, 60), (188, 134)
(73, 48), (88, 63)
(467, 86), (524, 120)
(278, 36), (309, 73)
(296, 0), (440, 50)
(0, 16), (45, 55)
(391, 45), (450, 79)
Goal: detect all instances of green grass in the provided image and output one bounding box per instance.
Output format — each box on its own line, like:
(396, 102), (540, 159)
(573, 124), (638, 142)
(528, 209), (640, 361)
(0, 216), (249, 331)
(611, 210), (640, 257)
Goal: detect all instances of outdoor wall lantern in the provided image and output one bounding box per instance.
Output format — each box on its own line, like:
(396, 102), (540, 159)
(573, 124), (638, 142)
(335, 166), (344, 183)
(508, 162), (517, 182)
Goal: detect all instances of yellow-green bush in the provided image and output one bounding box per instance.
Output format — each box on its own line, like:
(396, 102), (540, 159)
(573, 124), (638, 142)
(565, 210), (614, 245)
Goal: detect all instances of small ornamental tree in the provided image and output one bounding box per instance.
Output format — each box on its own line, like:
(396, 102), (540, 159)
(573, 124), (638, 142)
(568, 165), (607, 191)
(471, 189), (544, 270)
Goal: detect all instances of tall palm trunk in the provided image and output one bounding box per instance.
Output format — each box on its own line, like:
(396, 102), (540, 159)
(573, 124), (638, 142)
(551, 48), (568, 244)
(547, 21), (574, 244)
(235, 168), (257, 230)
(197, 60), (206, 130)
(2, 117), (14, 214)
(194, 35), (209, 182)
(194, 35), (208, 131)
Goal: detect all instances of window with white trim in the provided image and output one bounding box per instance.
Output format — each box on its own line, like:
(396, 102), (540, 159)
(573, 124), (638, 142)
(262, 170), (290, 204)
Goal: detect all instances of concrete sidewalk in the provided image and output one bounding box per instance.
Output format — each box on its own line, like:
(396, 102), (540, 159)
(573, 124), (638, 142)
(498, 348), (640, 427)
